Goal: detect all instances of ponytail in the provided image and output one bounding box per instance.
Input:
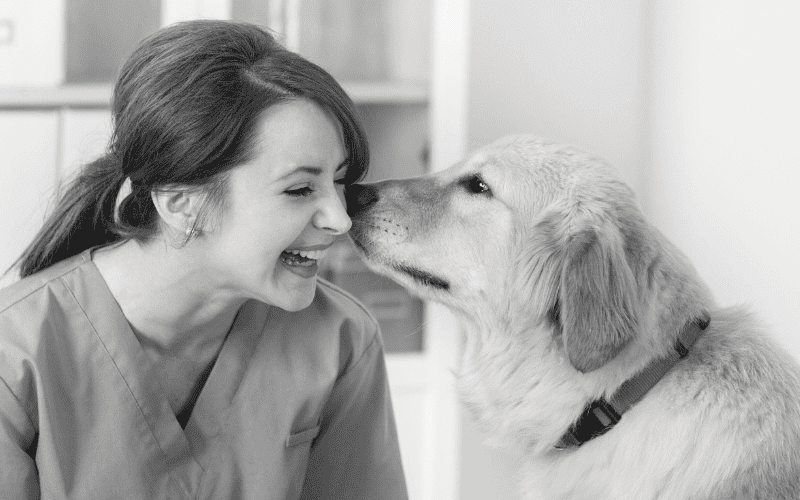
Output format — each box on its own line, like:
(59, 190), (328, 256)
(16, 155), (126, 278)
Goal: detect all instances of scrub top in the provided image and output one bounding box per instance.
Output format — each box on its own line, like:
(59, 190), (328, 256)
(0, 249), (408, 499)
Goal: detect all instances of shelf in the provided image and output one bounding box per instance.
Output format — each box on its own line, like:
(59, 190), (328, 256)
(0, 85), (114, 109)
(0, 81), (428, 109)
(343, 81), (429, 104)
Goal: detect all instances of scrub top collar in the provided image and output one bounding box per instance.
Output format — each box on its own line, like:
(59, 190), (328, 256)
(78, 249), (271, 491)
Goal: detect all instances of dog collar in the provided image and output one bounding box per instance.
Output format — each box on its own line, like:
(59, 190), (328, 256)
(555, 312), (711, 450)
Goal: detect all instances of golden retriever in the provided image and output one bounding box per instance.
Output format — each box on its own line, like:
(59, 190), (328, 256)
(345, 135), (800, 499)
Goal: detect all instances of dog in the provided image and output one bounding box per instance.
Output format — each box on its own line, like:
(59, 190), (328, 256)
(345, 135), (800, 499)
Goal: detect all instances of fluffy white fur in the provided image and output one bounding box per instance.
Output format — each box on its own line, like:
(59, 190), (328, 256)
(347, 135), (800, 499)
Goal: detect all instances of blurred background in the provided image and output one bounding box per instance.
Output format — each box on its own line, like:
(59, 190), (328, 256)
(1, 1), (798, 499)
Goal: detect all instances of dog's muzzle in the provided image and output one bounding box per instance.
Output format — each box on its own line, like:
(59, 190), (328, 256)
(346, 182), (413, 248)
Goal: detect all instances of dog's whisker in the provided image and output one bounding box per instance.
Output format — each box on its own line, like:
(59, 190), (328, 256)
(398, 318), (429, 340)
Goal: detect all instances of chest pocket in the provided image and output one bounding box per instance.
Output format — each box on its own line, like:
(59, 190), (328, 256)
(286, 424), (320, 447)
(284, 423), (321, 500)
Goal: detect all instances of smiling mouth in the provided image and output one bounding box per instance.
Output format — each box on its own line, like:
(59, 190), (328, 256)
(394, 264), (450, 291)
(280, 248), (329, 267)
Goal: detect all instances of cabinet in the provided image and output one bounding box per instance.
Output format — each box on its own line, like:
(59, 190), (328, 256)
(0, 1), (467, 498)
(0, 112), (59, 288)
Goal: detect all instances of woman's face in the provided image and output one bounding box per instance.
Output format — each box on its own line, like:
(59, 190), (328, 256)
(200, 99), (352, 311)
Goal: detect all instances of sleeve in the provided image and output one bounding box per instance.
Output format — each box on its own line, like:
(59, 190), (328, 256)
(299, 333), (409, 500)
(0, 377), (40, 499)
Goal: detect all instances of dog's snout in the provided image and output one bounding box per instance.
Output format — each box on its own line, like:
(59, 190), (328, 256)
(346, 183), (379, 217)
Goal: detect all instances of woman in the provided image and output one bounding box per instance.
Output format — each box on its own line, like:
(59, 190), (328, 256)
(0, 20), (407, 499)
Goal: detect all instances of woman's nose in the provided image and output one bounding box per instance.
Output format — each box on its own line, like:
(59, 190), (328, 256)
(314, 189), (352, 235)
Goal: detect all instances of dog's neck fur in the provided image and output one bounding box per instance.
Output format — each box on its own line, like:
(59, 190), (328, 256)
(454, 221), (714, 456)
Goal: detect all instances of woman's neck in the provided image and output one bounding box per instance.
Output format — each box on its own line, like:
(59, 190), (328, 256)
(92, 239), (245, 356)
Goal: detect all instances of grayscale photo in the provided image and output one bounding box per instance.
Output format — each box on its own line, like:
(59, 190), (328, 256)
(1, 1), (798, 499)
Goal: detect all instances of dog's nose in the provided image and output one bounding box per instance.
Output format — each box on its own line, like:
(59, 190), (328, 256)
(345, 183), (379, 217)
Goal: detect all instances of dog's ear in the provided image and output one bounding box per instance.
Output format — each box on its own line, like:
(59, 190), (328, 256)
(528, 208), (638, 373)
(559, 223), (637, 372)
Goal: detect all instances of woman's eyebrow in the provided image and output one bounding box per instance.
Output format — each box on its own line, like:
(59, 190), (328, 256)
(278, 159), (349, 181)
(280, 166), (323, 180)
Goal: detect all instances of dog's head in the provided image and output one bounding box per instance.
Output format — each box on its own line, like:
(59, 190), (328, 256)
(347, 135), (698, 374)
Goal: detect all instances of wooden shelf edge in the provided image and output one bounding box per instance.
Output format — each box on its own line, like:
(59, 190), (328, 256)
(0, 81), (429, 109)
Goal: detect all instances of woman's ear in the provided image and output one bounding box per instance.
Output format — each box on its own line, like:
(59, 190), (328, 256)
(151, 188), (200, 239)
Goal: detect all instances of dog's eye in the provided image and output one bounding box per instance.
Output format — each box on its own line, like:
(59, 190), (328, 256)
(463, 175), (491, 196)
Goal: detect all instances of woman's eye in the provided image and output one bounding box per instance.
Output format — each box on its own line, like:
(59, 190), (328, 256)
(464, 175), (491, 195)
(285, 186), (314, 197)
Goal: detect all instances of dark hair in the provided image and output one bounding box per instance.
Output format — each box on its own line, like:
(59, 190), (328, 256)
(15, 20), (368, 278)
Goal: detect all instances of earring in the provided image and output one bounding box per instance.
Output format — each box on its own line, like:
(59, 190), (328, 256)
(185, 226), (197, 239)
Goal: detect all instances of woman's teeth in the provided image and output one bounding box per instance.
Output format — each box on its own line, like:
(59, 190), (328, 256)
(280, 248), (328, 267)
(287, 249), (325, 260)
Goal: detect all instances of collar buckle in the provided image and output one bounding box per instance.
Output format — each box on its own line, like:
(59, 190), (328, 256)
(556, 398), (621, 449)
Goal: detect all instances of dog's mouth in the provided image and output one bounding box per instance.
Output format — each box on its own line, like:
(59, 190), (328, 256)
(349, 234), (369, 255)
(393, 264), (450, 291)
(349, 234), (450, 291)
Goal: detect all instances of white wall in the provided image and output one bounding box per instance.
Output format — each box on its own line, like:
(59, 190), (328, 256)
(466, 0), (648, 193)
(460, 1), (800, 498)
(646, 1), (800, 357)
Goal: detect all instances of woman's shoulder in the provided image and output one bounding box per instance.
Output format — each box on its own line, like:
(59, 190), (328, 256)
(0, 252), (94, 367)
(0, 251), (91, 316)
(0, 252), (95, 418)
(265, 278), (384, 372)
(313, 277), (386, 373)
(314, 277), (381, 339)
